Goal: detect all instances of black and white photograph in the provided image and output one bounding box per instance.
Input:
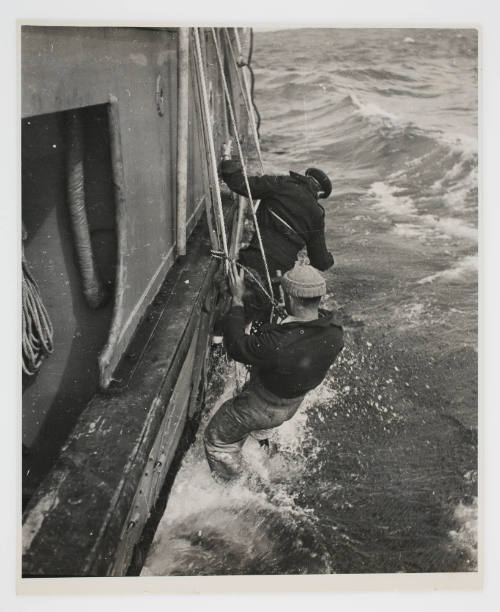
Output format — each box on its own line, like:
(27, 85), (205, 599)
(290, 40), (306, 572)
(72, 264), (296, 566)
(17, 18), (482, 593)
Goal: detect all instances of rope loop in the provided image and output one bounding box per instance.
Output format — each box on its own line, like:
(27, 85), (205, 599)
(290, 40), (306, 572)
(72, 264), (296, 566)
(22, 252), (54, 376)
(210, 250), (287, 319)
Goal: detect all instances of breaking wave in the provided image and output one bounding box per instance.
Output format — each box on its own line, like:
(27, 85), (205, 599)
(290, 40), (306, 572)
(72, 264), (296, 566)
(417, 255), (478, 284)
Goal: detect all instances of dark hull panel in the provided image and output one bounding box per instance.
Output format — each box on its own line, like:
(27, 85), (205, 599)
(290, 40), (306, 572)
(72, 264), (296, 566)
(22, 105), (117, 496)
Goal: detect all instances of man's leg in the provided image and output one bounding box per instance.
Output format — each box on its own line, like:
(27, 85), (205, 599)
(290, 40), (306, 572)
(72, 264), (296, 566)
(204, 393), (253, 481)
(250, 427), (279, 455)
(204, 386), (279, 480)
(204, 384), (304, 480)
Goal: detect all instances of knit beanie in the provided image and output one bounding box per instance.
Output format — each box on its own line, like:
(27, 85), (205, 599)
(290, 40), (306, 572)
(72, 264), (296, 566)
(281, 263), (326, 298)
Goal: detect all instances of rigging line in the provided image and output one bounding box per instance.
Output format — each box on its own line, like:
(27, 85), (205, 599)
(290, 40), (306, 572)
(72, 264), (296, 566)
(210, 28), (274, 301)
(191, 36), (222, 251)
(224, 28), (264, 174)
(193, 28), (229, 261)
(247, 28), (262, 137)
(210, 251), (286, 318)
(232, 28), (261, 137)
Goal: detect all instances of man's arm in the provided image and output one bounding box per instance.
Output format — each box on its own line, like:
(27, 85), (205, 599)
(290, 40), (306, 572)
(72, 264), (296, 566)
(222, 263), (278, 365)
(305, 214), (334, 271)
(222, 305), (278, 366)
(220, 159), (283, 199)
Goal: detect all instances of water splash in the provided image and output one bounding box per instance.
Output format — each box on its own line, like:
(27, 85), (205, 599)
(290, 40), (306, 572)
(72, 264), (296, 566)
(142, 363), (337, 576)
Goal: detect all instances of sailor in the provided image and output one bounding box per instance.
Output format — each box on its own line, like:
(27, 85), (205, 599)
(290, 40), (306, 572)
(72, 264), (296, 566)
(219, 151), (335, 282)
(204, 261), (344, 481)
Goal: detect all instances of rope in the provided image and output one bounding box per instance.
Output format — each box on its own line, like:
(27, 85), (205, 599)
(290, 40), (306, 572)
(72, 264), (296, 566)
(210, 250), (286, 319)
(22, 252), (54, 376)
(193, 28), (230, 263)
(210, 28), (274, 303)
(247, 29), (262, 138)
(224, 28), (264, 174)
(232, 28), (261, 138)
(191, 37), (222, 252)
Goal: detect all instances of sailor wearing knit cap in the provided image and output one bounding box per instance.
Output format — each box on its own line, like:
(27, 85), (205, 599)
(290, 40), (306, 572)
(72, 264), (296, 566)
(204, 262), (344, 481)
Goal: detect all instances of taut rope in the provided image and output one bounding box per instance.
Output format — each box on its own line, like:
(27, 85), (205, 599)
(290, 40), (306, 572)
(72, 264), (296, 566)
(193, 28), (230, 264)
(210, 28), (274, 302)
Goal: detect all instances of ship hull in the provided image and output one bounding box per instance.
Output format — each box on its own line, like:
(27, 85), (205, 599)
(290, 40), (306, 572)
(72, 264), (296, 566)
(21, 25), (249, 576)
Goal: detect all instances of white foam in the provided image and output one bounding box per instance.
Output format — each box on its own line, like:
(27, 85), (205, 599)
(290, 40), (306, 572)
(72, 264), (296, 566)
(421, 215), (477, 241)
(369, 181), (417, 217)
(417, 254), (478, 284)
(392, 223), (427, 238)
(368, 181), (477, 243)
(395, 301), (425, 326)
(141, 370), (333, 576)
(350, 92), (399, 123)
(441, 131), (478, 158)
(429, 150), (478, 212)
(448, 497), (478, 568)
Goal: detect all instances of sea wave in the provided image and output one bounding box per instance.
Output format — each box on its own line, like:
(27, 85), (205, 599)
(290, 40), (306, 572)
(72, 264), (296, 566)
(375, 87), (440, 99)
(331, 67), (416, 83)
(417, 255), (478, 284)
(449, 496), (478, 569)
(142, 366), (337, 576)
(150, 28), (478, 576)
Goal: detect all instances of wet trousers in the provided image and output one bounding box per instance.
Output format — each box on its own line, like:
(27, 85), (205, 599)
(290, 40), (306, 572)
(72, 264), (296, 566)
(204, 378), (304, 481)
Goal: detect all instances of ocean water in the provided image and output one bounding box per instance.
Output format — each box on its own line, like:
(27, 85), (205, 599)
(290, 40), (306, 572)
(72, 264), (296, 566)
(142, 28), (478, 575)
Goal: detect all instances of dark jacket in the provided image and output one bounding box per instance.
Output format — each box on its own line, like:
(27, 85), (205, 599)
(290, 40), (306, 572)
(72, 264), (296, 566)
(223, 305), (344, 399)
(220, 160), (334, 274)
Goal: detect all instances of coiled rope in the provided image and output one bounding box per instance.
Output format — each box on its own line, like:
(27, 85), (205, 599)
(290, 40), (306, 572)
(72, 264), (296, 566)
(22, 250), (54, 376)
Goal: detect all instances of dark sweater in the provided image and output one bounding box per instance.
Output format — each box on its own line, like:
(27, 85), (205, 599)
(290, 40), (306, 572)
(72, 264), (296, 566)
(223, 305), (344, 398)
(220, 160), (334, 274)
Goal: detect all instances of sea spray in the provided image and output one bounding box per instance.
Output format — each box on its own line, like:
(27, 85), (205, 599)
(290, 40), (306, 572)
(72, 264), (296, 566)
(142, 357), (337, 576)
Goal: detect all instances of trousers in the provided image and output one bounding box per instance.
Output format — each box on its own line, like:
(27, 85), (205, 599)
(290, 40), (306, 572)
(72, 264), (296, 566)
(204, 378), (304, 480)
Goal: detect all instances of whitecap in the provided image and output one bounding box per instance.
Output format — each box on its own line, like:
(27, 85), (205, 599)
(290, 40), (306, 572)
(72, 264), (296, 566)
(420, 215), (478, 241)
(349, 92), (399, 123)
(448, 497), (478, 568)
(368, 181), (477, 242)
(392, 223), (427, 239)
(417, 254), (478, 284)
(368, 181), (417, 217)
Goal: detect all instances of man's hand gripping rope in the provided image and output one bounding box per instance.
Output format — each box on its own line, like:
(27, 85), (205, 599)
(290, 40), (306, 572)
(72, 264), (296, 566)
(210, 250), (286, 319)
